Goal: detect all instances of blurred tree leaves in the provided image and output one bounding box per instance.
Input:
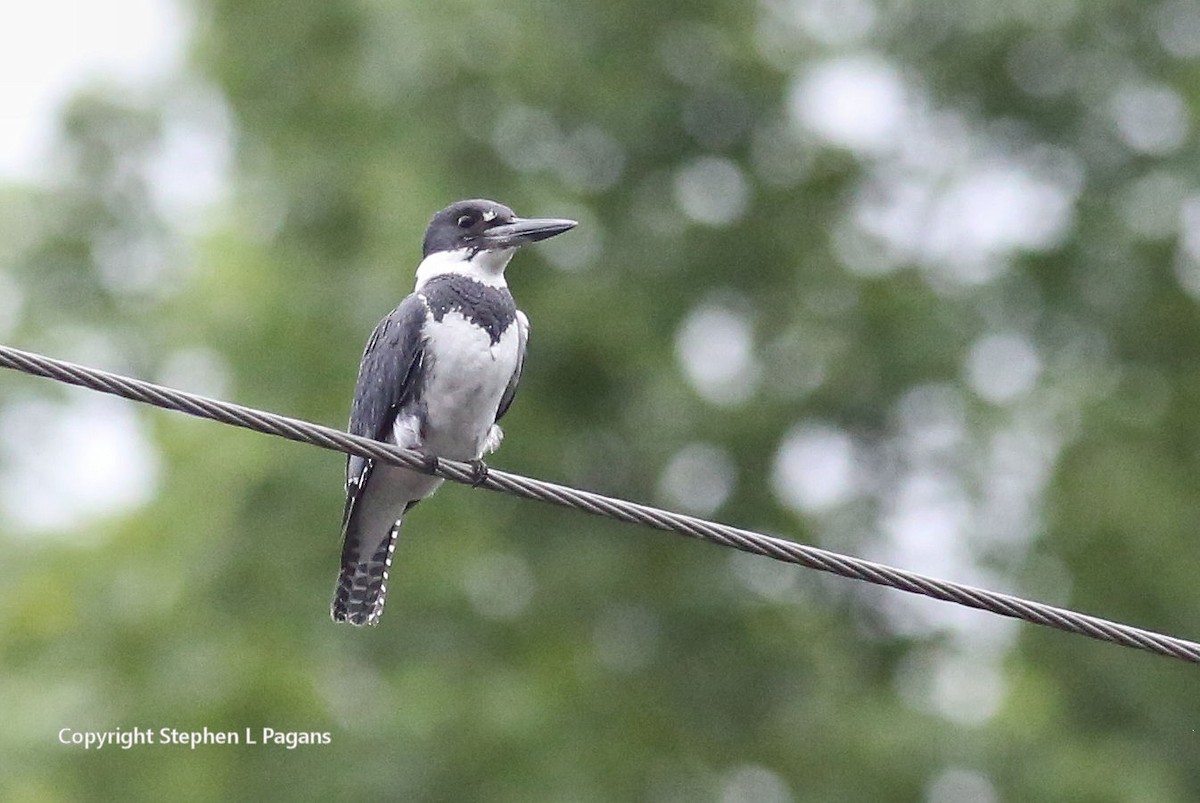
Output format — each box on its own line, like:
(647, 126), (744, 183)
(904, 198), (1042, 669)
(3, 0), (1200, 801)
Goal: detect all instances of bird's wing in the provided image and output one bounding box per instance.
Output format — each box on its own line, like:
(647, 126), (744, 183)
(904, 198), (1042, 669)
(495, 309), (529, 423)
(342, 293), (429, 522)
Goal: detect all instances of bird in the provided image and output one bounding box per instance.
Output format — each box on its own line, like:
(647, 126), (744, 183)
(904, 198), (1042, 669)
(331, 199), (577, 626)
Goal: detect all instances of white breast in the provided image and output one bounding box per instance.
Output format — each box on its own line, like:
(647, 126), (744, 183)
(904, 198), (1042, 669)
(417, 310), (519, 460)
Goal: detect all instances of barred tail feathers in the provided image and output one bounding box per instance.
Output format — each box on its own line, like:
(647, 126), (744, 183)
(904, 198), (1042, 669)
(332, 520), (400, 626)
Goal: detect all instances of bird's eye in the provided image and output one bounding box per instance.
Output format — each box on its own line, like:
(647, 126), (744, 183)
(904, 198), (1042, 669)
(457, 215), (473, 229)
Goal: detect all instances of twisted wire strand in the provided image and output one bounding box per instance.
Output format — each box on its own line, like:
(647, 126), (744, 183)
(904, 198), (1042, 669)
(0, 342), (1197, 664)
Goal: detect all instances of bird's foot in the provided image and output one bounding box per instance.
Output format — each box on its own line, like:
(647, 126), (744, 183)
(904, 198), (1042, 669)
(413, 446), (440, 475)
(467, 458), (490, 487)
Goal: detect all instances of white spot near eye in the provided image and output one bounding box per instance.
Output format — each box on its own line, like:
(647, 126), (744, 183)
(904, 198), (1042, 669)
(483, 209), (498, 222)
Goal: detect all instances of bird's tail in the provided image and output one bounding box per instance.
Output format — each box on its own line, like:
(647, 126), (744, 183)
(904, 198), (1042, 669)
(331, 519), (400, 626)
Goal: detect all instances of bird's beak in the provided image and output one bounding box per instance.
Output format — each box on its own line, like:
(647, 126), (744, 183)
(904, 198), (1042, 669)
(481, 217), (577, 249)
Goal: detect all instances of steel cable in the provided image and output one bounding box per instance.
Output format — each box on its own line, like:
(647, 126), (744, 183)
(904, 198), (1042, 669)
(0, 342), (1197, 664)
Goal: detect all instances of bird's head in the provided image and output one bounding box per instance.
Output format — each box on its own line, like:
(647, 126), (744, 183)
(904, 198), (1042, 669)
(417, 199), (577, 286)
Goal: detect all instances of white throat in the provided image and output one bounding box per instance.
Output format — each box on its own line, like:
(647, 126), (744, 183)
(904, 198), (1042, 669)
(414, 248), (513, 290)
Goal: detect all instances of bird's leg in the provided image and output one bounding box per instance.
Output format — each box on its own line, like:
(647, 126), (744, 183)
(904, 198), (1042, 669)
(467, 458), (490, 487)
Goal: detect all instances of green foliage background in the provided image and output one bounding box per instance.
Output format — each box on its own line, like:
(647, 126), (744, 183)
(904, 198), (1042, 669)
(2, 0), (1200, 800)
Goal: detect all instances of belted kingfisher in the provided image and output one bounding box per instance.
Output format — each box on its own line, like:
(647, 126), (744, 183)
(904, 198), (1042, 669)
(332, 199), (577, 626)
